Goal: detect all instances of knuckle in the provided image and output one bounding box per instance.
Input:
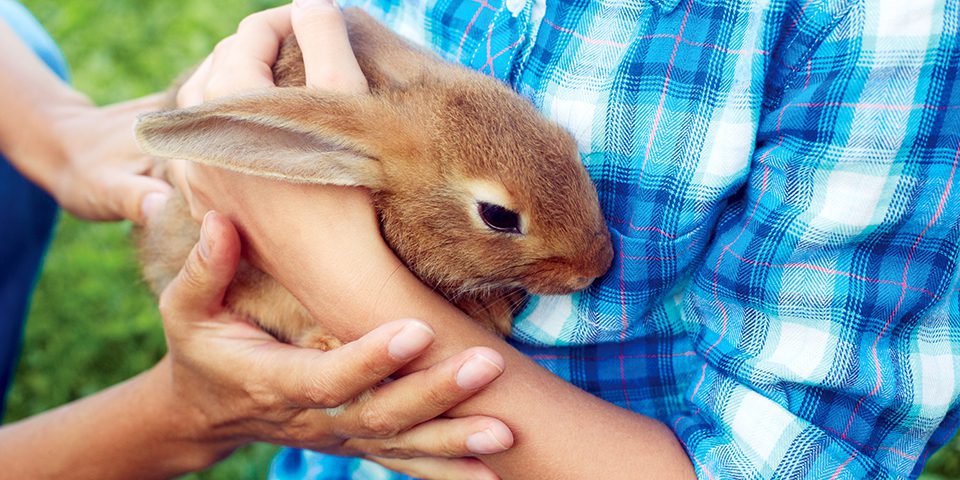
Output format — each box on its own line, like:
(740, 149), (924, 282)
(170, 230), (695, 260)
(277, 414), (314, 444)
(343, 438), (416, 459)
(244, 379), (285, 411)
(437, 434), (469, 458)
(370, 443), (418, 459)
(418, 380), (460, 412)
(357, 405), (400, 438)
(310, 70), (345, 87)
(157, 290), (177, 318)
(212, 35), (235, 57)
(300, 376), (341, 409)
(123, 195), (143, 221)
(203, 74), (233, 101)
(178, 254), (209, 290)
(236, 14), (262, 34)
(295, 7), (345, 31)
(175, 87), (191, 108)
(357, 351), (392, 380)
(340, 342), (392, 383)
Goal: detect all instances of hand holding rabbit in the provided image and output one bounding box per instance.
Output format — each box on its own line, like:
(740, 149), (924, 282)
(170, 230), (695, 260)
(158, 210), (511, 477)
(167, 2), (369, 223)
(134, 5), (697, 480)
(150, 5), (513, 479)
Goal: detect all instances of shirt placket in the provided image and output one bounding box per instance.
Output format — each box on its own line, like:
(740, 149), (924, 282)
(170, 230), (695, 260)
(448, 0), (534, 86)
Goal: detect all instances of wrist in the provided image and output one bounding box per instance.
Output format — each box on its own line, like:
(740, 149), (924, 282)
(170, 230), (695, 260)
(41, 93), (167, 217)
(143, 357), (242, 472)
(43, 100), (99, 199)
(0, 90), (93, 196)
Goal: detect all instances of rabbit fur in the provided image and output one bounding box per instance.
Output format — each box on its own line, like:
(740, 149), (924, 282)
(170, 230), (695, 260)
(135, 8), (613, 349)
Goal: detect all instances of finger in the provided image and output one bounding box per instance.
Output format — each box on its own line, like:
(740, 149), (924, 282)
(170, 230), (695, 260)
(177, 55), (213, 108)
(291, 0), (369, 93)
(65, 169), (169, 223)
(339, 348), (504, 438)
(163, 159), (209, 220)
(181, 162), (217, 222)
(140, 190), (170, 223)
(162, 159), (212, 222)
(346, 416), (513, 458)
(254, 319), (436, 409)
(205, 6), (293, 99)
(120, 175), (172, 224)
(158, 211), (241, 317)
(369, 456), (500, 480)
(165, 159), (190, 197)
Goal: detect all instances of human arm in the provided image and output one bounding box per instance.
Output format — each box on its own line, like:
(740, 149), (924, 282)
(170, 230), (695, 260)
(0, 210), (511, 479)
(211, 176), (695, 479)
(0, 19), (170, 223)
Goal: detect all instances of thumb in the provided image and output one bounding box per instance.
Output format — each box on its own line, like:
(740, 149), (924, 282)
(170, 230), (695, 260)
(159, 211), (241, 319)
(291, 0), (369, 93)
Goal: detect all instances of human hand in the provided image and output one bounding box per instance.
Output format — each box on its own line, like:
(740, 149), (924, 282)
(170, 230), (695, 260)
(162, 0), (413, 340)
(163, 6), (514, 477)
(158, 210), (510, 478)
(162, 1), (386, 283)
(43, 94), (172, 224)
(0, 21), (171, 225)
(167, 0), (369, 220)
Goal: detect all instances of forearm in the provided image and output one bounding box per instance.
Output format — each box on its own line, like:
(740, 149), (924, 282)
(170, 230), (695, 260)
(244, 186), (695, 479)
(0, 358), (230, 480)
(330, 274), (690, 477)
(0, 21), (92, 192)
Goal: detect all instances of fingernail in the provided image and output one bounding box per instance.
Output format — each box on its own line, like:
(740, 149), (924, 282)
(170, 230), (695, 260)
(387, 321), (434, 360)
(199, 211), (214, 259)
(140, 192), (167, 221)
(466, 424), (512, 455)
(456, 353), (503, 390)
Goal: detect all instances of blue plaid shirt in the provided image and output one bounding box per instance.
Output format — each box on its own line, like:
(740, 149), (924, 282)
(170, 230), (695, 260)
(270, 0), (960, 478)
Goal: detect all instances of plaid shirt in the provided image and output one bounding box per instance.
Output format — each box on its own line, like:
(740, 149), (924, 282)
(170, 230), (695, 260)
(270, 0), (960, 478)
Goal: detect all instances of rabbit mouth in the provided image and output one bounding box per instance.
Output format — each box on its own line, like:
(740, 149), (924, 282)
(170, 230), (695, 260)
(522, 249), (613, 294)
(442, 277), (526, 300)
(526, 279), (594, 295)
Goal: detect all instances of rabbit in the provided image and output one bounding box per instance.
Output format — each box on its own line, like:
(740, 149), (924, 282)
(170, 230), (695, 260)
(134, 8), (613, 350)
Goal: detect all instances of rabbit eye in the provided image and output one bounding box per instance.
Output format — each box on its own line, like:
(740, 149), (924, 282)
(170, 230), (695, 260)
(478, 202), (521, 234)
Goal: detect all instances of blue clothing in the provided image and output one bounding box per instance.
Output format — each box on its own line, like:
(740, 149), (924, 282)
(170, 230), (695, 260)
(271, 0), (960, 478)
(0, 0), (67, 420)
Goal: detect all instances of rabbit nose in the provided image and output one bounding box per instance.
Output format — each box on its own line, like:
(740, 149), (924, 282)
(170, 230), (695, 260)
(587, 232), (614, 275)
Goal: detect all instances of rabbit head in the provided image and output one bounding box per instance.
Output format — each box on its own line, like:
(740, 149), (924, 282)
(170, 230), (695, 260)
(372, 79), (614, 298)
(136, 9), (612, 300)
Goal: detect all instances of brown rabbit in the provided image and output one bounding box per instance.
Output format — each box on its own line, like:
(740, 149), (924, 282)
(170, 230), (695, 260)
(135, 8), (613, 349)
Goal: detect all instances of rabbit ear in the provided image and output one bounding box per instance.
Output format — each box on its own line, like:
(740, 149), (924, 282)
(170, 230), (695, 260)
(135, 88), (388, 189)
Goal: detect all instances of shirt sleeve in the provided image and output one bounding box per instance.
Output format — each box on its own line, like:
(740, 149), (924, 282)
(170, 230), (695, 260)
(672, 1), (960, 479)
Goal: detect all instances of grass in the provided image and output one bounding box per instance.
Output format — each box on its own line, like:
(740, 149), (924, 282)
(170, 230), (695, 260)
(7, 1), (285, 478)
(5, 0), (960, 479)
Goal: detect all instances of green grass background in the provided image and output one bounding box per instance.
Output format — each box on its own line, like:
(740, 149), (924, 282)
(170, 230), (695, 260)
(4, 0), (960, 478)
